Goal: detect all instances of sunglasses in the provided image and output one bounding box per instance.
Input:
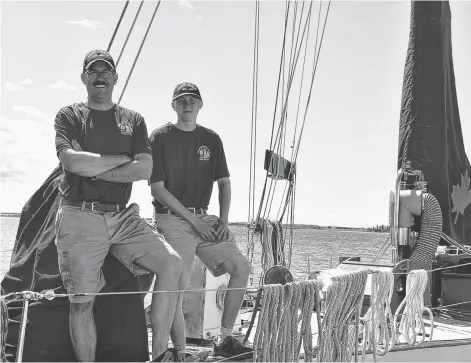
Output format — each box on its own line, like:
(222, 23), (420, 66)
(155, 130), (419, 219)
(85, 70), (116, 79)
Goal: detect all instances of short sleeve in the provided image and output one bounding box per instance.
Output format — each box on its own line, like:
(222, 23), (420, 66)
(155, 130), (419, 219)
(54, 107), (77, 156)
(149, 130), (166, 184)
(132, 115), (152, 156)
(214, 135), (230, 181)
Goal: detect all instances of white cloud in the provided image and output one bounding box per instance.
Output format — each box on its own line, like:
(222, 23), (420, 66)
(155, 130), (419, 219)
(4, 78), (33, 91)
(13, 105), (50, 120)
(177, 0), (203, 20)
(47, 81), (76, 91)
(67, 19), (106, 28)
(0, 113), (58, 211)
(178, 0), (195, 11)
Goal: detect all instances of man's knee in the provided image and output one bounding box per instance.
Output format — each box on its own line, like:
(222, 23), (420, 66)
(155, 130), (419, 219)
(148, 251), (184, 277)
(223, 256), (251, 279)
(70, 300), (94, 316)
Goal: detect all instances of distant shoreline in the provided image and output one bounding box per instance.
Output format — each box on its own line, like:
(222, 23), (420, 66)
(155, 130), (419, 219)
(1, 212), (388, 233)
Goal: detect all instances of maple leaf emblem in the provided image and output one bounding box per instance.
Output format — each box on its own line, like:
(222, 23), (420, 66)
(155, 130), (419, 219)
(451, 170), (471, 224)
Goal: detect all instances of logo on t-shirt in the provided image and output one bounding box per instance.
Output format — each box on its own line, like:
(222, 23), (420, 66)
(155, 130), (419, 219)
(118, 122), (133, 136)
(197, 146), (211, 161)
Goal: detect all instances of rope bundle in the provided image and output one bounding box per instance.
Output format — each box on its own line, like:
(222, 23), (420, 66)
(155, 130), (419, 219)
(253, 280), (321, 362)
(393, 269), (433, 345)
(258, 219), (286, 273)
(317, 269), (369, 362)
(359, 270), (396, 360)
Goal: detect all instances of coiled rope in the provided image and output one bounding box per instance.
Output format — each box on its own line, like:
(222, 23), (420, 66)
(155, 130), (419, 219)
(317, 269), (369, 362)
(393, 269), (433, 345)
(359, 270), (396, 361)
(258, 219), (286, 274)
(253, 280), (321, 362)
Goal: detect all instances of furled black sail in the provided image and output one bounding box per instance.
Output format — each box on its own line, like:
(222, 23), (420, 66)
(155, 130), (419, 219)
(1, 165), (150, 362)
(397, 1), (471, 245)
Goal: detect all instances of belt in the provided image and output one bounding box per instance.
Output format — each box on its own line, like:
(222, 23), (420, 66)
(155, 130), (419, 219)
(61, 199), (125, 213)
(154, 207), (207, 216)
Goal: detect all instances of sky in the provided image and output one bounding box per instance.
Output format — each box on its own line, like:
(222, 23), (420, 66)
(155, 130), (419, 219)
(1, 0), (470, 228)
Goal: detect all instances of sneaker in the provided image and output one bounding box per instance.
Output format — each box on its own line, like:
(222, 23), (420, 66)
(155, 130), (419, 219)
(213, 336), (253, 361)
(151, 347), (200, 362)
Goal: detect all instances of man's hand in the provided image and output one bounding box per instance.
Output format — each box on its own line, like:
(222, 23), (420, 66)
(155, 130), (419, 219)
(215, 220), (230, 241)
(190, 216), (218, 242)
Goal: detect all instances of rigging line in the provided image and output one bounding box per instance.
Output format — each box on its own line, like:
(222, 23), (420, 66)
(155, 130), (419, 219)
(290, 0), (314, 162)
(118, 0), (162, 105)
(107, 0), (130, 52)
(268, 0), (291, 152)
(247, 0), (260, 259)
(255, 0), (292, 223)
(270, 2), (314, 156)
(263, 4), (313, 219)
(294, 0), (331, 161)
(282, 0), (305, 158)
(292, 0), (323, 161)
(276, 177), (291, 219)
(116, 0), (145, 67)
(289, 178), (296, 268)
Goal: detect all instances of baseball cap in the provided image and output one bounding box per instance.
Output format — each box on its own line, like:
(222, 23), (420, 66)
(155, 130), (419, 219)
(83, 50), (116, 71)
(172, 82), (202, 101)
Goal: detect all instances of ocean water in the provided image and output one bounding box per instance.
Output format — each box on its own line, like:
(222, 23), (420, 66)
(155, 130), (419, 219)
(0, 216), (390, 281)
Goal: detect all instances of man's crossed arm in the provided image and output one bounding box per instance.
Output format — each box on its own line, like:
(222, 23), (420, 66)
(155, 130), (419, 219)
(58, 140), (152, 183)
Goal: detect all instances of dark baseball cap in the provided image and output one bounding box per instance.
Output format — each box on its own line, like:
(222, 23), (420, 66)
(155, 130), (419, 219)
(83, 50), (116, 71)
(172, 82), (202, 101)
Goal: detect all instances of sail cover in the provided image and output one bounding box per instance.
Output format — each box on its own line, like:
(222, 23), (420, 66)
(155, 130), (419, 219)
(397, 1), (471, 245)
(1, 166), (150, 362)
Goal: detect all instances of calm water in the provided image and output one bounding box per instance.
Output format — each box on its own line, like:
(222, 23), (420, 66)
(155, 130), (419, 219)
(0, 216), (390, 281)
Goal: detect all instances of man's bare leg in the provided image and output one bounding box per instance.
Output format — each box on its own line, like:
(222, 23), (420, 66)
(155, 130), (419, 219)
(169, 272), (189, 350)
(135, 250), (183, 360)
(69, 300), (96, 361)
(218, 256), (251, 332)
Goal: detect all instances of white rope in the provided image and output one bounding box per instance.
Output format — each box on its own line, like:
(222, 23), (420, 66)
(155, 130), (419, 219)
(317, 269), (369, 362)
(393, 269), (434, 345)
(359, 270), (395, 361)
(253, 281), (321, 362)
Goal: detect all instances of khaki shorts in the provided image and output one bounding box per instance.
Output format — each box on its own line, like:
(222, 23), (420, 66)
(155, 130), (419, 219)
(153, 214), (244, 286)
(55, 202), (173, 303)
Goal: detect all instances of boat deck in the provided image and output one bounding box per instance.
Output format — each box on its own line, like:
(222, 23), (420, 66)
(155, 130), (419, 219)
(149, 313), (471, 362)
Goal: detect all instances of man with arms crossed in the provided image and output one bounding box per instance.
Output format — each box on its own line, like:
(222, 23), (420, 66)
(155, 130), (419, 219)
(149, 82), (253, 360)
(54, 50), (184, 361)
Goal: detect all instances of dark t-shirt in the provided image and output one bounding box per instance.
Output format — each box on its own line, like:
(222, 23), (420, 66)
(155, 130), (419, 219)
(149, 123), (230, 210)
(54, 104), (151, 205)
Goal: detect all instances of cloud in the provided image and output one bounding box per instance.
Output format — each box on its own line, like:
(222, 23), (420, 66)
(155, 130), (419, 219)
(0, 112), (57, 188)
(13, 105), (50, 120)
(67, 19), (106, 28)
(177, 0), (203, 20)
(47, 81), (76, 91)
(178, 0), (195, 11)
(4, 78), (33, 91)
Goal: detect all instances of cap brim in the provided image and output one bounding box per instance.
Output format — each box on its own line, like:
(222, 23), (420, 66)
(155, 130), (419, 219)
(85, 59), (115, 70)
(172, 92), (202, 101)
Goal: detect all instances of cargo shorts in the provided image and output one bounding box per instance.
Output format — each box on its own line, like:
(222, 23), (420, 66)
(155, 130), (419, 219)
(153, 213), (244, 286)
(55, 201), (173, 303)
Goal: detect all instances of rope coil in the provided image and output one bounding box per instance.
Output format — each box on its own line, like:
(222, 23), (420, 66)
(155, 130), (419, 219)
(393, 269), (434, 345)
